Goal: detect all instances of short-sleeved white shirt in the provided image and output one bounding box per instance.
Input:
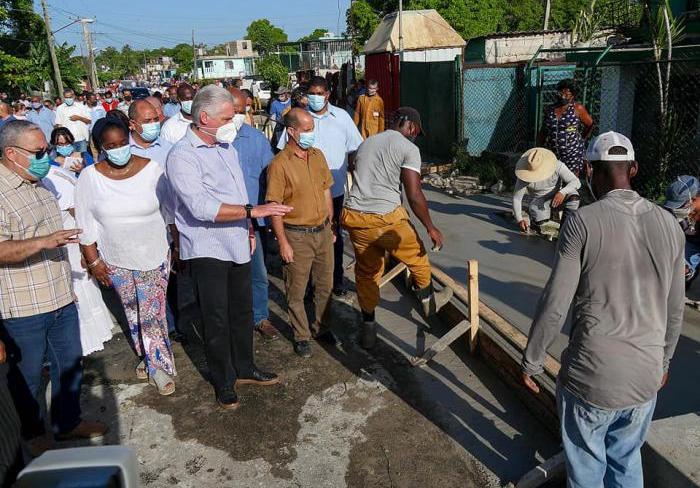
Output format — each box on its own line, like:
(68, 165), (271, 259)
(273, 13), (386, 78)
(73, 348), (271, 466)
(55, 102), (91, 142)
(160, 112), (192, 144)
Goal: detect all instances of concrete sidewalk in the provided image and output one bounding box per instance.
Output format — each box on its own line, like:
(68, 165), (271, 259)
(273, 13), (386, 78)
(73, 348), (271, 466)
(416, 186), (700, 422)
(59, 247), (558, 487)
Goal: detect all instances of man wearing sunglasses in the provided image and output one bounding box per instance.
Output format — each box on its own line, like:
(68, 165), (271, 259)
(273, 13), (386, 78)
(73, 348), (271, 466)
(0, 120), (106, 455)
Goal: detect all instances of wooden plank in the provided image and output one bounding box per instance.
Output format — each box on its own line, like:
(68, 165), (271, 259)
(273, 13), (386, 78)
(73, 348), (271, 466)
(431, 266), (561, 378)
(411, 319), (470, 367)
(378, 262), (408, 289)
(467, 260), (479, 354)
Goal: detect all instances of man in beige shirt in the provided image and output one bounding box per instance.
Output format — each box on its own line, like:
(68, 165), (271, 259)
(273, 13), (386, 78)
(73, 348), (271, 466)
(267, 108), (334, 359)
(0, 120), (105, 451)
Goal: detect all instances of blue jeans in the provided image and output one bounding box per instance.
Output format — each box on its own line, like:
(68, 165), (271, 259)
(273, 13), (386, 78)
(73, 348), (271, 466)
(685, 241), (700, 280)
(251, 230), (270, 326)
(557, 385), (656, 488)
(0, 303), (82, 437)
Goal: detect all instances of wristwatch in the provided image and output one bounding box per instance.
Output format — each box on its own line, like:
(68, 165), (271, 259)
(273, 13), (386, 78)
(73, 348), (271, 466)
(245, 204), (254, 219)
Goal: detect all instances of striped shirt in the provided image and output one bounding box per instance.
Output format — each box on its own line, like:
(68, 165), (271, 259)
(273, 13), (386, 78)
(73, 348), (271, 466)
(166, 127), (250, 264)
(0, 165), (73, 318)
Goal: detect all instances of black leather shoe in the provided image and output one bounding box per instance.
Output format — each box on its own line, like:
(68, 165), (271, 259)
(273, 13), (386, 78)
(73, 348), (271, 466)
(216, 387), (240, 410)
(294, 340), (312, 358)
(235, 367), (280, 386)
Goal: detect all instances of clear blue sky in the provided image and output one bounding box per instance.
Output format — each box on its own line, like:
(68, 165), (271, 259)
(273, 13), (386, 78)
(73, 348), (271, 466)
(34, 0), (352, 51)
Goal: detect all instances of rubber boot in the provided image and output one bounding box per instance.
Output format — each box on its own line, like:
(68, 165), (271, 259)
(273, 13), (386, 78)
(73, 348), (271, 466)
(360, 321), (377, 349)
(416, 284), (453, 318)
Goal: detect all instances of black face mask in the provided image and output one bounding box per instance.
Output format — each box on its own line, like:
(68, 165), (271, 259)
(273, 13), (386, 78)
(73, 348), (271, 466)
(124, 96), (132, 102)
(558, 94), (571, 105)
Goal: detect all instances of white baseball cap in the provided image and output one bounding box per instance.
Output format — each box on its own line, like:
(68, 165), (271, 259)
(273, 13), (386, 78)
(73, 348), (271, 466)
(586, 131), (635, 162)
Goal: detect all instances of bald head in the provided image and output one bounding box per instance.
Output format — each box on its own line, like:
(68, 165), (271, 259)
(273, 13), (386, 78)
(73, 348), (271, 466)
(128, 99), (157, 122)
(227, 87), (245, 114)
(284, 107), (313, 130)
(145, 96), (165, 122)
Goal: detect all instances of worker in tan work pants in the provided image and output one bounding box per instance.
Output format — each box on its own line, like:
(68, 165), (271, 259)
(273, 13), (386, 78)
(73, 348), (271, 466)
(342, 107), (453, 349)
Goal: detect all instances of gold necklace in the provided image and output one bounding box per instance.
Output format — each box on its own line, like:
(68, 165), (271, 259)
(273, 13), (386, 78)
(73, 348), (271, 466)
(107, 161), (133, 177)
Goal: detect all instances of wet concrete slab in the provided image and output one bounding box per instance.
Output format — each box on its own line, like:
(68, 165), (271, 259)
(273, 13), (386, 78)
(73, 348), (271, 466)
(60, 244), (558, 487)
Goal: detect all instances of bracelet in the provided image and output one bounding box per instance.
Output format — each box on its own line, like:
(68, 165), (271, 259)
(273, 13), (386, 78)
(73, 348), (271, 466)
(87, 257), (102, 269)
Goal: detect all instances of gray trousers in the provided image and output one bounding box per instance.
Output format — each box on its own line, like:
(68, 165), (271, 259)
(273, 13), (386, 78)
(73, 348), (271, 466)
(529, 189), (580, 223)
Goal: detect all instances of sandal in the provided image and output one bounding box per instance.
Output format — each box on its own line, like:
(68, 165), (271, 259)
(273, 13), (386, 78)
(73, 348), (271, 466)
(135, 360), (148, 381)
(148, 369), (175, 396)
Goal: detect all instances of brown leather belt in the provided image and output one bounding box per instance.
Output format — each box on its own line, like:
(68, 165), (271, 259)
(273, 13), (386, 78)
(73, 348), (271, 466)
(284, 220), (328, 234)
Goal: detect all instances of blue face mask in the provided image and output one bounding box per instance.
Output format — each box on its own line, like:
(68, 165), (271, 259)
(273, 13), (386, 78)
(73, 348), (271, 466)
(181, 100), (193, 115)
(140, 121), (161, 142)
(297, 131), (315, 150)
(307, 94), (326, 112)
(13, 150), (51, 180)
(56, 144), (74, 157)
(64, 97), (75, 106)
(105, 145), (131, 167)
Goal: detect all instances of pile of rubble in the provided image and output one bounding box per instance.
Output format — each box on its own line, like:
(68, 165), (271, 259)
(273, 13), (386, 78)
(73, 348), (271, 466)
(423, 172), (507, 197)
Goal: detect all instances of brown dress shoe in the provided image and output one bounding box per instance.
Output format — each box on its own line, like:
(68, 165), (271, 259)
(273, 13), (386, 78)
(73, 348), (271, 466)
(255, 319), (280, 341)
(55, 420), (108, 441)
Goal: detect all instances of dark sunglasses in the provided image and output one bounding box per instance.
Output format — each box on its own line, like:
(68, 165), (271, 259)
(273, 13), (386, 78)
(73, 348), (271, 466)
(11, 146), (48, 159)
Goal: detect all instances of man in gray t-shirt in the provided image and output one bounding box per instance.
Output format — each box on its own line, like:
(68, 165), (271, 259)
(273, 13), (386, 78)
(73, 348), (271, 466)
(344, 128), (421, 214)
(341, 107), (452, 349)
(522, 132), (684, 488)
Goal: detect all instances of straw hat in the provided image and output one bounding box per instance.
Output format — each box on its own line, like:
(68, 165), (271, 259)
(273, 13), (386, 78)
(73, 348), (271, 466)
(515, 148), (557, 183)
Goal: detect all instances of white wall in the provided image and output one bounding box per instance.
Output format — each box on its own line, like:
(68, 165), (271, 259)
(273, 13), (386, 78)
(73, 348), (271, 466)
(483, 32), (610, 64)
(401, 48), (462, 62)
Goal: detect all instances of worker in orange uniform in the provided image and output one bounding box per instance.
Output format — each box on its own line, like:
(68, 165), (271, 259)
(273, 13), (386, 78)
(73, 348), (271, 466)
(353, 79), (384, 139)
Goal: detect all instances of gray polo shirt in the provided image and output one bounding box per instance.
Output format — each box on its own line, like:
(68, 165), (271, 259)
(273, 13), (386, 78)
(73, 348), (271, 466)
(344, 130), (422, 215)
(522, 190), (685, 409)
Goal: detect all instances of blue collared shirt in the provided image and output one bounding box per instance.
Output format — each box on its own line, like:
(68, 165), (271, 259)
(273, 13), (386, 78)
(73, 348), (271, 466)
(88, 105), (106, 131)
(129, 134), (173, 169)
(270, 99), (291, 122)
(163, 102), (181, 119)
(278, 103), (363, 198)
(233, 124), (274, 226)
(26, 107), (56, 141)
(166, 127), (250, 264)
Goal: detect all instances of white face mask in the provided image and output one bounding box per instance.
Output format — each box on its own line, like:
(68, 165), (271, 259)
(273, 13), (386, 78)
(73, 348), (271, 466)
(232, 113), (246, 131)
(201, 119), (241, 144)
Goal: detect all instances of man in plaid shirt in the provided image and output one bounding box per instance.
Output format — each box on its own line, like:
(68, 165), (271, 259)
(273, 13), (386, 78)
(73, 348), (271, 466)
(0, 120), (106, 457)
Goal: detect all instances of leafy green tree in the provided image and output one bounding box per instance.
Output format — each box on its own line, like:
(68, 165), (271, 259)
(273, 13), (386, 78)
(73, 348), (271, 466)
(297, 28), (329, 42)
(256, 54), (288, 88)
(169, 43), (194, 74)
(246, 19), (288, 54)
(347, 0), (381, 53)
(0, 50), (31, 92)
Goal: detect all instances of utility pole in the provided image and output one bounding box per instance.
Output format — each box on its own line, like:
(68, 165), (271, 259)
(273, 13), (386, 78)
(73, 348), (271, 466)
(398, 0), (404, 60)
(192, 29), (197, 81)
(40, 0), (64, 96)
(543, 0), (552, 31)
(80, 19), (98, 91)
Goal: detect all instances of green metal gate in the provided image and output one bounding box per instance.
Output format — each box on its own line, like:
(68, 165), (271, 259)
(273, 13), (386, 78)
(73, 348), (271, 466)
(400, 58), (461, 161)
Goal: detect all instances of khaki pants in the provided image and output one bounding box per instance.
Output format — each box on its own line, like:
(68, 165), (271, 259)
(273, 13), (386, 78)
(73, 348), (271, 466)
(283, 226), (333, 341)
(341, 206), (432, 313)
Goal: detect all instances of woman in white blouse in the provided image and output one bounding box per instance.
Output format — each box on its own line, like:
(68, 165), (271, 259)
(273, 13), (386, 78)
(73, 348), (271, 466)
(75, 118), (177, 395)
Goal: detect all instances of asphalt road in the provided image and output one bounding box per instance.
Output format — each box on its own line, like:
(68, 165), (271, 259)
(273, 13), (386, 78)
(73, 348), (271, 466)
(413, 186), (700, 421)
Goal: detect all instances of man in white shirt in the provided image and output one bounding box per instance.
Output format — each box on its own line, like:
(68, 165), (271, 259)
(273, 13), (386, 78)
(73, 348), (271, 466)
(117, 89), (133, 115)
(54, 88), (91, 153)
(85, 92), (106, 132)
(160, 83), (195, 143)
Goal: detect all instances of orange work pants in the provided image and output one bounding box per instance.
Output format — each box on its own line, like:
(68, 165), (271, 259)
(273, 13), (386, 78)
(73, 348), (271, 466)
(341, 206), (432, 313)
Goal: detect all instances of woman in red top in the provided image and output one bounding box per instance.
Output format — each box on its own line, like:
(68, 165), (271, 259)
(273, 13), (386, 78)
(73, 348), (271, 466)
(101, 91), (119, 112)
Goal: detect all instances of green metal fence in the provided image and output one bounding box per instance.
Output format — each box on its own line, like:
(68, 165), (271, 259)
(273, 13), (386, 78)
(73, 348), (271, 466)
(461, 45), (700, 197)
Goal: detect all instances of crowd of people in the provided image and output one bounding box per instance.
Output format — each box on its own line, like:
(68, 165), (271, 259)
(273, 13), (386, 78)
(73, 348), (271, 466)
(0, 75), (445, 483)
(0, 75), (688, 488)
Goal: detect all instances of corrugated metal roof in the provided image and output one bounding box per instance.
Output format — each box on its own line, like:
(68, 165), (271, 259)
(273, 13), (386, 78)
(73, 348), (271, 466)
(363, 9), (466, 55)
